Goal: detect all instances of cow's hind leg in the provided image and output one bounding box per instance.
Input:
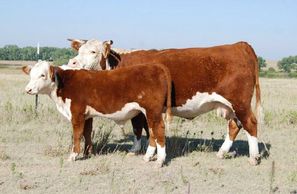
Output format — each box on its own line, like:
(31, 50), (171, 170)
(217, 119), (240, 159)
(129, 113), (149, 154)
(231, 107), (260, 165)
(239, 109), (260, 165)
(83, 118), (93, 157)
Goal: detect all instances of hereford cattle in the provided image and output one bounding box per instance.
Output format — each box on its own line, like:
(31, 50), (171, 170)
(68, 39), (262, 165)
(22, 60), (172, 167)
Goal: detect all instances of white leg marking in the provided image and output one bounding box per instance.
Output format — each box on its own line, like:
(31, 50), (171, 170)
(129, 136), (142, 153)
(143, 145), (156, 162)
(245, 130), (259, 157)
(68, 151), (78, 162)
(217, 134), (233, 159)
(156, 143), (166, 167)
(245, 130), (260, 165)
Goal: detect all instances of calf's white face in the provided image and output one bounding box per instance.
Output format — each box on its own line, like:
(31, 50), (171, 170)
(23, 61), (53, 95)
(68, 39), (112, 70)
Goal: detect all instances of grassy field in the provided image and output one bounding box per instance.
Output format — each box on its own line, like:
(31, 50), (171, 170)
(0, 68), (297, 194)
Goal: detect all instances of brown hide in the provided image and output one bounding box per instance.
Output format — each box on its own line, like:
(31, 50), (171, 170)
(119, 44), (255, 105)
(114, 42), (260, 137)
(50, 63), (171, 156)
(52, 64), (170, 117)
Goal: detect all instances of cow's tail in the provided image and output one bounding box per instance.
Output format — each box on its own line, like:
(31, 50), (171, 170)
(241, 42), (263, 126)
(248, 43), (263, 129)
(244, 42), (268, 154)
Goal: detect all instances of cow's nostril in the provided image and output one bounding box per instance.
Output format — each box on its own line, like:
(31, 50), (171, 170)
(73, 61), (76, 64)
(27, 89), (32, 93)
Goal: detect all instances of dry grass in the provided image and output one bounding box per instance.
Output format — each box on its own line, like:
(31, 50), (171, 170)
(0, 68), (297, 193)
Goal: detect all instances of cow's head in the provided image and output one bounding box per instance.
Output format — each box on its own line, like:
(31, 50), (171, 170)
(67, 39), (113, 70)
(22, 60), (57, 95)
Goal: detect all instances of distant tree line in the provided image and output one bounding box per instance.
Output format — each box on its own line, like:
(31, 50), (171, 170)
(0, 45), (76, 65)
(277, 55), (297, 73)
(257, 56), (267, 70)
(0, 45), (296, 73)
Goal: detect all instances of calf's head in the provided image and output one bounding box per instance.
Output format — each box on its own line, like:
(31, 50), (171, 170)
(22, 60), (57, 95)
(67, 39), (113, 70)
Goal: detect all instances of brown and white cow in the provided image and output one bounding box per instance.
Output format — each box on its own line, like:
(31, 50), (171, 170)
(67, 39), (262, 165)
(22, 60), (172, 167)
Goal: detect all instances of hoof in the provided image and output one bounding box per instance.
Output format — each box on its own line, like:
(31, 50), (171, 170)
(128, 147), (141, 154)
(216, 150), (225, 159)
(67, 152), (78, 162)
(143, 155), (153, 163)
(155, 159), (165, 168)
(127, 152), (137, 156)
(217, 150), (236, 159)
(249, 156), (261, 166)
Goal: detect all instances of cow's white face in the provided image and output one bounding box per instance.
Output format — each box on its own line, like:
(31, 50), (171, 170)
(67, 39), (112, 70)
(23, 61), (54, 95)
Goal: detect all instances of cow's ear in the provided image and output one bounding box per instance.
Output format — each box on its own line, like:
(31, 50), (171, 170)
(67, 38), (88, 51)
(102, 40), (113, 58)
(22, 65), (32, 75)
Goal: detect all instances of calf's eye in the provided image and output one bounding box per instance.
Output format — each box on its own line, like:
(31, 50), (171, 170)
(91, 51), (96, 54)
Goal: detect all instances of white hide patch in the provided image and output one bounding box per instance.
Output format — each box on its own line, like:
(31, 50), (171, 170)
(172, 92), (235, 119)
(59, 65), (81, 70)
(143, 145), (156, 162)
(217, 134), (233, 159)
(244, 130), (259, 158)
(84, 102), (146, 126)
(156, 142), (166, 162)
(50, 90), (72, 121)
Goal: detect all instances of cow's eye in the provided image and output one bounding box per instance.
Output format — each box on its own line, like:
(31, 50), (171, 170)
(91, 51), (96, 54)
(41, 74), (45, 78)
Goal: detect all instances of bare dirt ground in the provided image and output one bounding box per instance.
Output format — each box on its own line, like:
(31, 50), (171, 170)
(0, 68), (297, 194)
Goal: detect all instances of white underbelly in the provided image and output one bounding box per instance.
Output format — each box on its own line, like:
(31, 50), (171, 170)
(85, 102), (146, 125)
(172, 92), (236, 119)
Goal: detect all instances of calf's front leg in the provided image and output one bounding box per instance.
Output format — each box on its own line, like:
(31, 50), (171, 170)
(68, 114), (85, 161)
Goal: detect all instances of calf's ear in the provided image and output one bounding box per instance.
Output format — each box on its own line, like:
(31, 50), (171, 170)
(102, 40), (113, 58)
(54, 70), (64, 89)
(67, 38), (88, 51)
(49, 66), (64, 89)
(22, 65), (32, 75)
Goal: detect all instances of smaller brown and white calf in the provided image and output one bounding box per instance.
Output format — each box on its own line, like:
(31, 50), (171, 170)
(22, 60), (171, 167)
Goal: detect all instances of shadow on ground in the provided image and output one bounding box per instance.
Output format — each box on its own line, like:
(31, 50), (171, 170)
(92, 135), (271, 162)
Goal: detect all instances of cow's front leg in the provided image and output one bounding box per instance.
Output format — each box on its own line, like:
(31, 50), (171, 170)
(83, 118), (93, 158)
(129, 113), (149, 154)
(217, 119), (240, 159)
(68, 114), (84, 161)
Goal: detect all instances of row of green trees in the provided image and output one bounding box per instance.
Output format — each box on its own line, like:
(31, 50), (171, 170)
(258, 55), (297, 73)
(277, 56), (297, 73)
(0, 45), (76, 65)
(0, 45), (296, 72)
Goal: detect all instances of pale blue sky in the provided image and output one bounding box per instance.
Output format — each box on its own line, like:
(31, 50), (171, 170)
(0, 0), (296, 59)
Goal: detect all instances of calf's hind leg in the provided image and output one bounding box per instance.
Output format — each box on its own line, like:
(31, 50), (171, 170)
(143, 114), (166, 167)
